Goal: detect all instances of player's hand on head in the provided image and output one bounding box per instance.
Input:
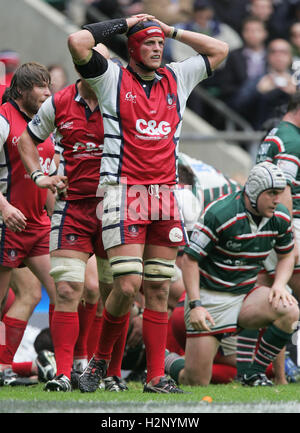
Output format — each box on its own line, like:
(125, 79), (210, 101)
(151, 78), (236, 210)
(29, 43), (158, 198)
(126, 14), (155, 29)
(152, 18), (171, 37)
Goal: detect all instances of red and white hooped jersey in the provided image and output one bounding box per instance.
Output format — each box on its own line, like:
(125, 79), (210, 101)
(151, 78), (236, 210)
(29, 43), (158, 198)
(86, 55), (211, 186)
(0, 100), (55, 226)
(27, 82), (104, 200)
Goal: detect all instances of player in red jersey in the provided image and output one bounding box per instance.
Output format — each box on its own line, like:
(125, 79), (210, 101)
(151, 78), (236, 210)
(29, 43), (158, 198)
(67, 13), (228, 393)
(18, 45), (129, 392)
(0, 50), (20, 104)
(0, 62), (67, 385)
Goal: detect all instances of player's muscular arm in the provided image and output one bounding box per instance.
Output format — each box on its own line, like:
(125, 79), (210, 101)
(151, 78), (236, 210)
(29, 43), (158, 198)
(68, 29), (96, 65)
(153, 18), (229, 70)
(18, 129), (68, 195)
(18, 129), (42, 174)
(181, 253), (215, 331)
(68, 14), (154, 65)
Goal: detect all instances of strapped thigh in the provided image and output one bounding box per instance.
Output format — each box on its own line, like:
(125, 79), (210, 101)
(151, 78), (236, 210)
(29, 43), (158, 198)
(143, 257), (176, 281)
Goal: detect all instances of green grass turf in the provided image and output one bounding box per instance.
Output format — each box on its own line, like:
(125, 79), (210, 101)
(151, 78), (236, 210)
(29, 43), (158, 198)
(0, 381), (300, 407)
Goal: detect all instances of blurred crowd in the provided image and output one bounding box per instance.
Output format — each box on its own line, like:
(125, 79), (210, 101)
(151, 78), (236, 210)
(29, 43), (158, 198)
(3, 0), (300, 135)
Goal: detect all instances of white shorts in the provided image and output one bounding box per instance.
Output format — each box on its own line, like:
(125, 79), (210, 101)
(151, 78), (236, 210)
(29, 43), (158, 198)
(184, 288), (246, 338)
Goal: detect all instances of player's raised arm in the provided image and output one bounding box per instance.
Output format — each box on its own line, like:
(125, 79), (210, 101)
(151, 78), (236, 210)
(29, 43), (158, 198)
(153, 17), (229, 70)
(68, 14), (154, 66)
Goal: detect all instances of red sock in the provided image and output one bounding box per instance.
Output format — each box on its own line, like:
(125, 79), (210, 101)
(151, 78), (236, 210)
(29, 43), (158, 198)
(74, 302), (97, 360)
(51, 311), (79, 379)
(12, 361), (34, 377)
(95, 308), (129, 361)
(0, 315), (27, 365)
(211, 363), (237, 384)
(107, 313), (130, 377)
(143, 308), (168, 383)
(266, 362), (274, 379)
(87, 315), (103, 360)
(48, 304), (55, 330)
(166, 317), (185, 356)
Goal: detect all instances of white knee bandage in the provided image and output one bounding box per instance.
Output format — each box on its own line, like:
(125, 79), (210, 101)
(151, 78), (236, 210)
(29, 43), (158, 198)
(171, 264), (182, 283)
(109, 256), (143, 279)
(50, 257), (86, 283)
(96, 257), (113, 284)
(143, 258), (176, 281)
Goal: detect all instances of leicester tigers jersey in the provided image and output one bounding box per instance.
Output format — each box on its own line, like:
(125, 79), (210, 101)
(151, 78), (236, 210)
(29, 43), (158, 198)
(27, 81), (104, 200)
(0, 100), (55, 226)
(178, 152), (241, 208)
(184, 190), (294, 295)
(85, 55), (210, 186)
(256, 121), (300, 218)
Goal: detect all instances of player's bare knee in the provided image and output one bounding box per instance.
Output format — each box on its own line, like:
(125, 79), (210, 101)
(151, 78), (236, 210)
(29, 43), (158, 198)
(283, 302), (299, 325)
(56, 281), (82, 303)
(274, 302), (300, 331)
(185, 367), (210, 386)
(20, 289), (42, 308)
(84, 281), (99, 298)
(118, 279), (140, 301)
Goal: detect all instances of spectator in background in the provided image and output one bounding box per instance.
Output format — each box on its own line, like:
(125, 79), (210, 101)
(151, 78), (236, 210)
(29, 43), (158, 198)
(163, 0), (242, 122)
(247, 0), (294, 42)
(220, 17), (268, 108)
(0, 50), (20, 103)
(142, 0), (193, 25)
(289, 21), (300, 81)
(166, 0), (242, 63)
(86, 0), (144, 19)
(47, 64), (68, 94)
(208, 0), (250, 35)
(248, 0), (274, 37)
(230, 38), (296, 130)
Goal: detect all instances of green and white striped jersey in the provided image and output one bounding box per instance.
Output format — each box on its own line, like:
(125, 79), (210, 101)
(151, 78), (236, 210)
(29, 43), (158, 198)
(184, 190), (294, 295)
(178, 152), (241, 208)
(256, 121), (300, 218)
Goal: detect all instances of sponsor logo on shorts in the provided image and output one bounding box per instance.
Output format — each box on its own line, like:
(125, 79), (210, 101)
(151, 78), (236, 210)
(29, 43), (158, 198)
(169, 227), (183, 242)
(7, 249), (18, 261)
(128, 224), (139, 237)
(66, 234), (78, 245)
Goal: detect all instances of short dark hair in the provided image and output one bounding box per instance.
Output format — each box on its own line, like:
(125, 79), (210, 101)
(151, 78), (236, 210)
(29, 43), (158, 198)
(178, 164), (195, 187)
(8, 62), (50, 100)
(34, 327), (54, 353)
(241, 16), (266, 31)
(287, 92), (300, 112)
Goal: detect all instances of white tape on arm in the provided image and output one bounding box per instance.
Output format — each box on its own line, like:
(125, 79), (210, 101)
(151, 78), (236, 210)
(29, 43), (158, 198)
(30, 169), (47, 186)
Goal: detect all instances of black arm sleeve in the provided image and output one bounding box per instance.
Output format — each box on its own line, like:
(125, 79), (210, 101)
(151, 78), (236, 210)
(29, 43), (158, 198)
(75, 49), (108, 79)
(83, 18), (128, 45)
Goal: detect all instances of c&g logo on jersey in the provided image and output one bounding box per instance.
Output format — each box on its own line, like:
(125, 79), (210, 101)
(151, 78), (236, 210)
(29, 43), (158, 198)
(136, 119), (171, 137)
(72, 142), (103, 153)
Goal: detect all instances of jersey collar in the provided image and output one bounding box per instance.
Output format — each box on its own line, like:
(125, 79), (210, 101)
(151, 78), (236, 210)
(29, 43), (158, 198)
(8, 99), (32, 123)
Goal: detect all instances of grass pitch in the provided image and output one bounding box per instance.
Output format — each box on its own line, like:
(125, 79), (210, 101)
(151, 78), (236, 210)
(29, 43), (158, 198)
(1, 381), (300, 414)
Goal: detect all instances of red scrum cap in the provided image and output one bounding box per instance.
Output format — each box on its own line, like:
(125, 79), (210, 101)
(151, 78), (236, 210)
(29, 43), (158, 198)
(127, 20), (165, 64)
